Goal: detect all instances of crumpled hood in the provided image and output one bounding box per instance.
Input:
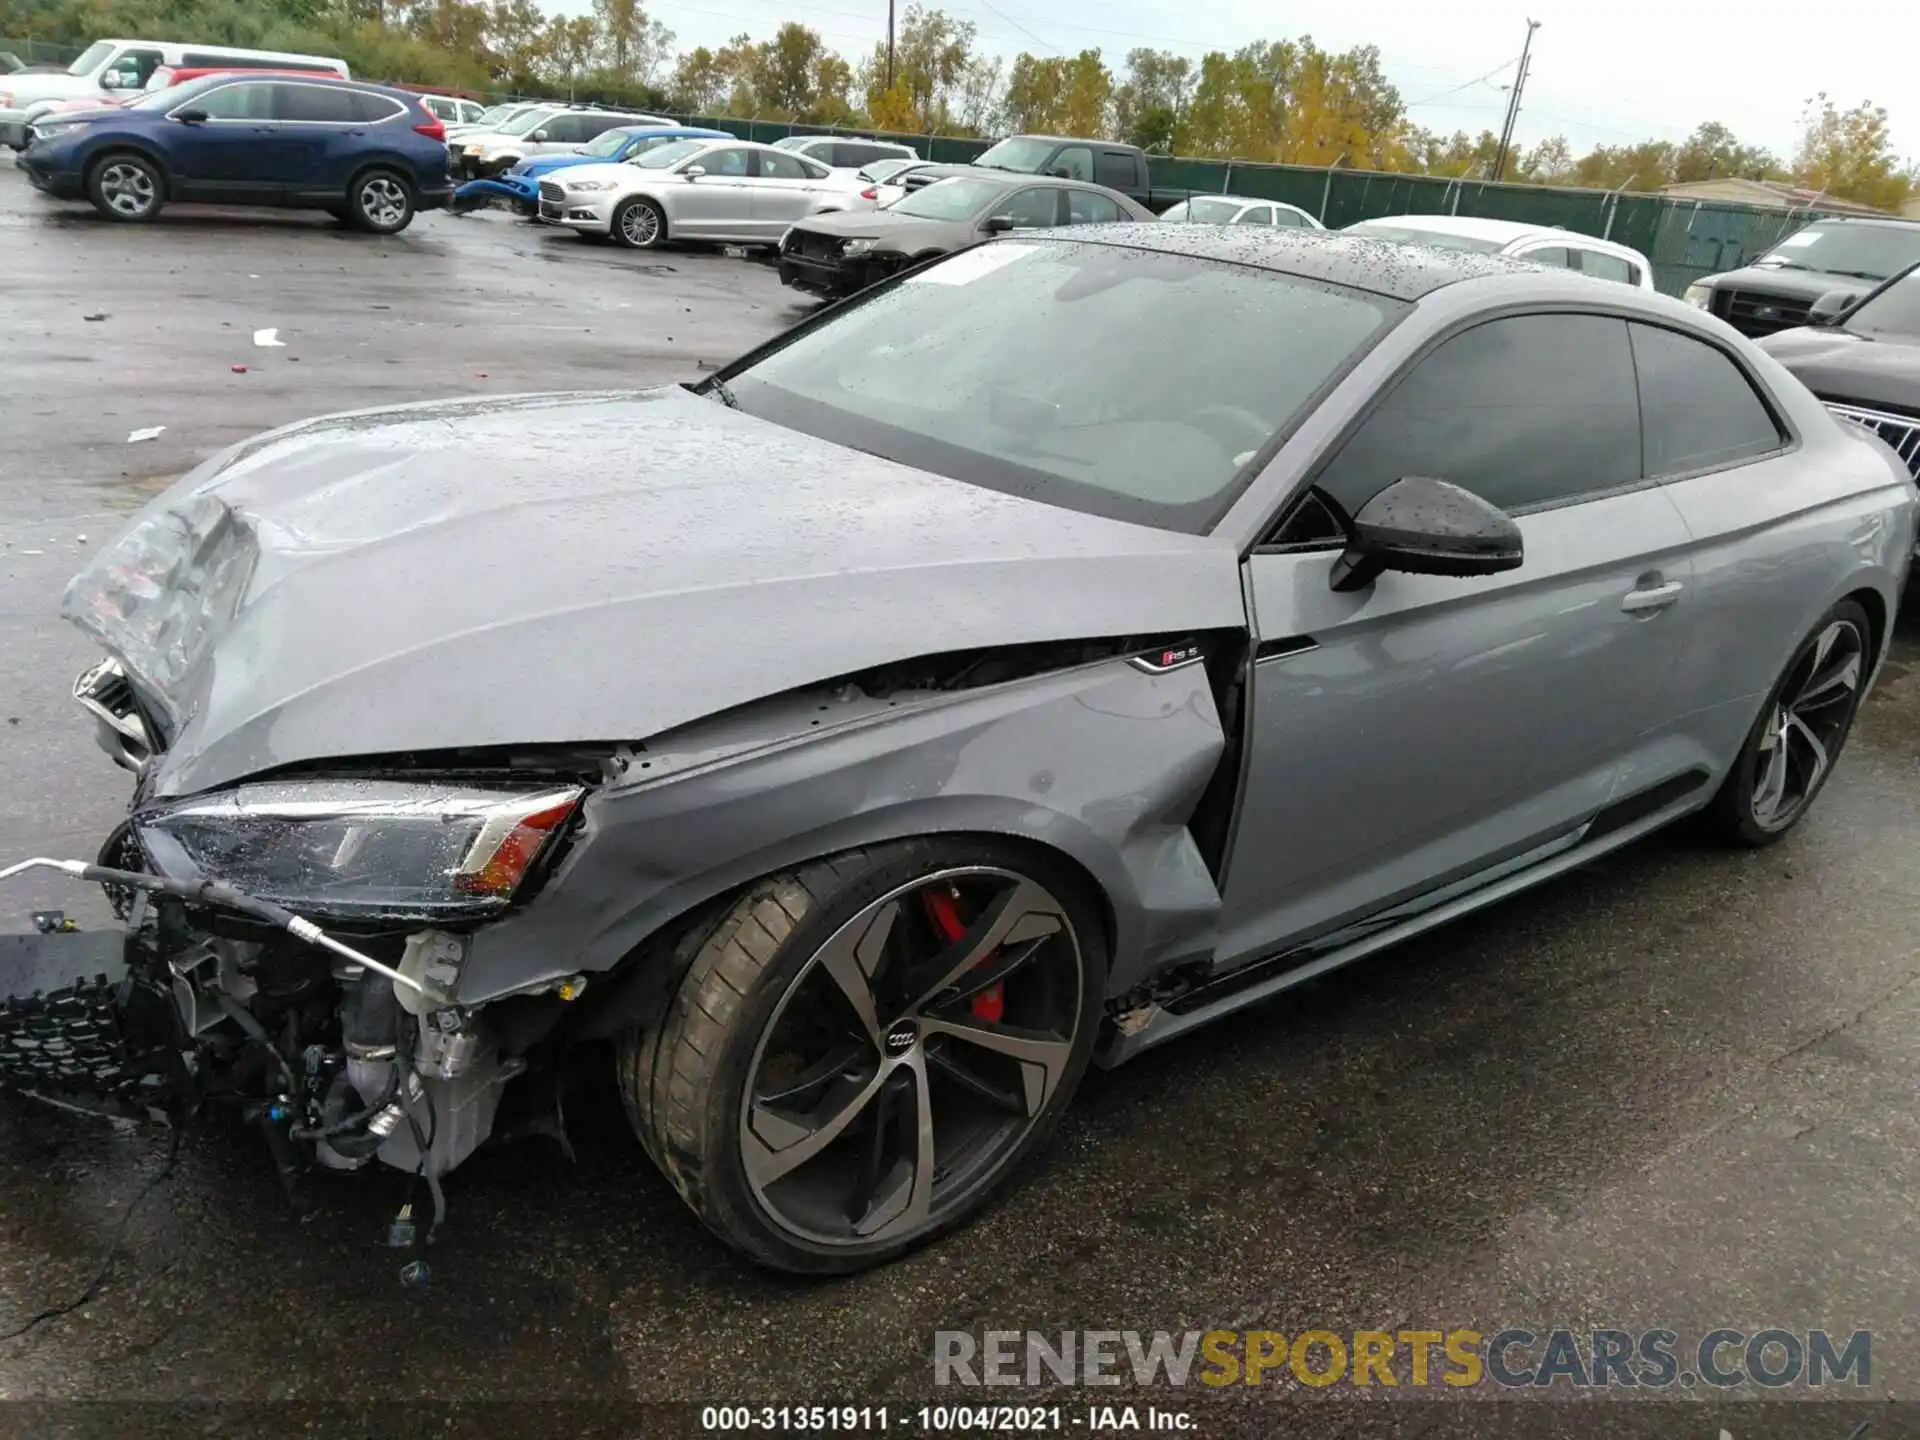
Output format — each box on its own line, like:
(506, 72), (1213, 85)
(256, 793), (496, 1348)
(73, 387), (1243, 797)
(798, 207), (961, 251)
(1759, 326), (1920, 411)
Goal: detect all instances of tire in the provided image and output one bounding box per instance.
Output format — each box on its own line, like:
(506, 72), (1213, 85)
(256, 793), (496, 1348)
(1702, 598), (1873, 847)
(347, 168), (414, 234)
(618, 838), (1106, 1273)
(85, 152), (163, 223)
(610, 195), (667, 249)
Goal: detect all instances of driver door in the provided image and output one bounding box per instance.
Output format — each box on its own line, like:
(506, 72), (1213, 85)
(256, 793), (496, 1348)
(670, 145), (756, 237)
(1214, 312), (1697, 970)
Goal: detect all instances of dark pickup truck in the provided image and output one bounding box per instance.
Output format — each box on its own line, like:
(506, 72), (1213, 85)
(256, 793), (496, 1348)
(898, 134), (1191, 213)
(1684, 216), (1920, 339)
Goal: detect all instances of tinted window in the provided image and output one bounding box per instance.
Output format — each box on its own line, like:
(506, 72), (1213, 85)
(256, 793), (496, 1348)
(1094, 150), (1137, 189)
(349, 91), (405, 124)
(757, 150), (813, 180)
(1576, 250), (1636, 285)
(1065, 190), (1123, 224)
(1316, 314), (1642, 517)
(1630, 324), (1783, 476)
(532, 114), (580, 142)
(725, 241), (1400, 534)
(274, 84), (361, 123)
(1052, 146), (1094, 181)
(192, 83), (276, 121)
(1000, 187), (1061, 228)
(1231, 205), (1273, 226)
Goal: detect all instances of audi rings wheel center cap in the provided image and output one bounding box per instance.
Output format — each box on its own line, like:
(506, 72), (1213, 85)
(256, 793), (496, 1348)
(883, 1020), (920, 1058)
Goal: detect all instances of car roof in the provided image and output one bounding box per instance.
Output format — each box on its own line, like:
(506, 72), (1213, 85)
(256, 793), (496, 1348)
(1347, 213), (1561, 244)
(610, 124), (730, 137)
(1007, 135), (1140, 150)
(1031, 224), (1554, 300)
(1791, 215), (1920, 231)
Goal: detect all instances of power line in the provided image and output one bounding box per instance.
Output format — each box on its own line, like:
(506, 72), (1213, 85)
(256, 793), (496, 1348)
(972, 0), (1058, 54)
(1403, 54), (1521, 110)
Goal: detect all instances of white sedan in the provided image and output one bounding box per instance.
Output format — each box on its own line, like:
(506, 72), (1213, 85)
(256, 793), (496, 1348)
(1160, 194), (1323, 229)
(538, 137), (867, 249)
(1342, 214), (1657, 290)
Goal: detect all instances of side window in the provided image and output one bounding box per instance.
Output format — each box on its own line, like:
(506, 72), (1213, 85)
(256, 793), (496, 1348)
(1051, 146), (1094, 182)
(1231, 205), (1274, 226)
(348, 91), (405, 124)
(757, 150), (813, 180)
(696, 147), (751, 177)
(998, 187), (1062, 228)
(1630, 323), (1785, 476)
(1065, 189), (1123, 225)
(539, 115), (585, 142)
(273, 85), (362, 123)
(1520, 245), (1575, 269)
(420, 95), (452, 120)
(1272, 207), (1311, 229)
(1093, 150), (1137, 190)
(1315, 313), (1642, 518)
(1576, 250), (1636, 286)
(107, 48), (164, 88)
(192, 83), (276, 121)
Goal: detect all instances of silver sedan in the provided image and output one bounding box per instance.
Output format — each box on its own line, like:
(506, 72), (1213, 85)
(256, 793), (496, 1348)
(539, 137), (867, 248)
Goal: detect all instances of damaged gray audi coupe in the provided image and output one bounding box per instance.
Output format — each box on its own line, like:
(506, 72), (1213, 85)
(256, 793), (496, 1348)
(4, 227), (1914, 1273)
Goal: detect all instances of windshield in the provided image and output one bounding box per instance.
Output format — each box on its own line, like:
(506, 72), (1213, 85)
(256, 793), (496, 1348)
(722, 239), (1400, 533)
(1843, 265), (1920, 340)
(67, 40), (114, 76)
(892, 176), (1004, 220)
(582, 128), (631, 158)
(973, 137), (1057, 173)
(1347, 222), (1507, 255)
(1757, 222), (1920, 281)
(127, 75), (225, 110)
(861, 157), (915, 184)
(1167, 198), (1244, 223)
(631, 138), (705, 169)
(772, 135), (813, 151)
(475, 104), (514, 125)
(498, 108), (555, 137)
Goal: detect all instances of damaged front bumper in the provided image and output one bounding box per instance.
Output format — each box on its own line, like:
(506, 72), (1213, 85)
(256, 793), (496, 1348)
(0, 843), (584, 1195)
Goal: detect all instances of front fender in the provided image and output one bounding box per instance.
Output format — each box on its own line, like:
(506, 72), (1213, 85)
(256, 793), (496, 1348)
(459, 655), (1230, 1008)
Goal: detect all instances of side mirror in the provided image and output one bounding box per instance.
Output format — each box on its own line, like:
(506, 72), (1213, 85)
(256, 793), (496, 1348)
(100, 71), (124, 90)
(530, 129), (549, 142)
(982, 214), (1015, 233)
(1808, 288), (1859, 326)
(1329, 476), (1524, 593)
(682, 164), (706, 179)
(174, 108), (209, 125)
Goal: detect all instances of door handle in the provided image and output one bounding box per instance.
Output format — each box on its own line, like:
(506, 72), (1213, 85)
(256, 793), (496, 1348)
(1621, 579), (1684, 614)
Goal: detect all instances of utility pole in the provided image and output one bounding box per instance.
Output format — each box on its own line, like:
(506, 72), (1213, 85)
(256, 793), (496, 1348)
(1491, 18), (1540, 183)
(885, 0), (897, 91)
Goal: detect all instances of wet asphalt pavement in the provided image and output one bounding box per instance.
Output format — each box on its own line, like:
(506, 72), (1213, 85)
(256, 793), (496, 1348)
(4, 170), (1920, 1438)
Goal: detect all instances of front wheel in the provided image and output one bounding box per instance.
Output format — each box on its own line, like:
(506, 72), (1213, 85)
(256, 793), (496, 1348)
(348, 169), (414, 234)
(1703, 598), (1872, 846)
(618, 839), (1106, 1273)
(86, 153), (163, 223)
(610, 195), (666, 249)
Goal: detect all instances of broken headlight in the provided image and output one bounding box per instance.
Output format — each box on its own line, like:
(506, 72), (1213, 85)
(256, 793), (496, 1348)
(60, 492), (257, 731)
(133, 780), (584, 921)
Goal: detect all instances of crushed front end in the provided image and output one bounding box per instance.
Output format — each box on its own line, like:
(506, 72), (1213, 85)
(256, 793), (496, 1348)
(2, 489), (598, 1226)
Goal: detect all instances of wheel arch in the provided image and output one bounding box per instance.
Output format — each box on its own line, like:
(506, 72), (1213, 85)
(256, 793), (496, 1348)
(466, 653), (1234, 1027)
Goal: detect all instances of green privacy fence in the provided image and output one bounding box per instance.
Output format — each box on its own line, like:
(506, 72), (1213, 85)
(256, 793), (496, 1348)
(666, 115), (1849, 297)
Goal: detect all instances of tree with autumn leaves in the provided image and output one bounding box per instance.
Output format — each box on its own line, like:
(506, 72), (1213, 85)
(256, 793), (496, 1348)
(2, 0), (1913, 207)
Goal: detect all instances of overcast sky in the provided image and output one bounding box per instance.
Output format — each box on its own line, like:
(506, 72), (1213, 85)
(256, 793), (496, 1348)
(573, 0), (1917, 162)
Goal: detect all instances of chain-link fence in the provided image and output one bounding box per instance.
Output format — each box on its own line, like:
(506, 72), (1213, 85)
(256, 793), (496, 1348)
(0, 36), (85, 67)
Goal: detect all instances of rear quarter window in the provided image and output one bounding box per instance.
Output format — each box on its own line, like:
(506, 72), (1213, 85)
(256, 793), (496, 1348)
(1629, 323), (1785, 475)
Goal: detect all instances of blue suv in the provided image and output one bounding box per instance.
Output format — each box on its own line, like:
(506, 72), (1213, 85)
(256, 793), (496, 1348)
(18, 74), (453, 232)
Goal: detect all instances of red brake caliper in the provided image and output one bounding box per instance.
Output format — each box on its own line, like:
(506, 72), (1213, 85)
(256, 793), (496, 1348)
(924, 887), (1004, 1023)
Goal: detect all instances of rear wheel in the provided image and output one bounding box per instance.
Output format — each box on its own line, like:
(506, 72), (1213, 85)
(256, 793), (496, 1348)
(1703, 598), (1872, 846)
(86, 153), (163, 223)
(611, 196), (666, 249)
(618, 839), (1105, 1273)
(348, 169), (414, 234)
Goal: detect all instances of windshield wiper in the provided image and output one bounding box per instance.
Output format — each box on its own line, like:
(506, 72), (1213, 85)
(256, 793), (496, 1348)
(1758, 259), (1812, 272)
(1823, 269), (1887, 281)
(705, 377), (739, 409)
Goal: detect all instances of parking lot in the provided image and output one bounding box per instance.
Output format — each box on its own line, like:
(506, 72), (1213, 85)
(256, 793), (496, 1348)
(4, 170), (1920, 1436)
